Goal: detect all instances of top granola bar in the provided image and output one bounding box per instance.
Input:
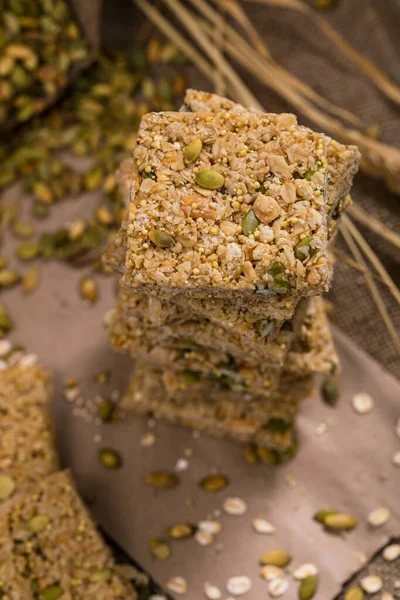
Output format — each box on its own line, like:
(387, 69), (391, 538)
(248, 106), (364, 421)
(123, 109), (359, 298)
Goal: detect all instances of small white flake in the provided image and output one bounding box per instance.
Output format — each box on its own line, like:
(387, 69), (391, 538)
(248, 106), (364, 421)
(195, 529), (214, 546)
(360, 575), (383, 594)
(175, 458), (189, 472)
(0, 360), (7, 371)
(356, 553), (367, 566)
(18, 353), (38, 368)
(198, 520), (222, 535)
(259, 565), (284, 581)
(395, 580), (400, 590)
(268, 578), (289, 597)
(314, 423), (327, 436)
(64, 387), (81, 402)
(226, 576), (252, 596)
(0, 340), (12, 357)
(392, 450), (400, 467)
(103, 309), (114, 326)
(293, 563), (319, 580)
(140, 432), (155, 447)
(204, 582), (222, 599)
(367, 507), (390, 527)
(352, 392), (374, 414)
(93, 434), (102, 443)
(383, 544), (400, 561)
(253, 518), (276, 535)
(285, 474), (296, 488)
(147, 418), (156, 428)
(223, 497), (247, 516)
(166, 576), (187, 595)
(192, 430), (201, 439)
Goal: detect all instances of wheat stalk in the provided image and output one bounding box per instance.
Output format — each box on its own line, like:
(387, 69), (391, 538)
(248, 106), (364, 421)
(348, 203), (400, 253)
(243, 0), (400, 106)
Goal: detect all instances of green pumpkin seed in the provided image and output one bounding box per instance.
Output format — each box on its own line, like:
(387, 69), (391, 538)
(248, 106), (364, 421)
(344, 586), (364, 600)
(99, 448), (122, 469)
(84, 166), (103, 190)
(0, 305), (12, 333)
(295, 237), (316, 261)
(321, 377), (339, 406)
(254, 319), (275, 339)
(92, 568), (113, 582)
(0, 270), (20, 286)
(33, 181), (54, 205)
(264, 418), (292, 433)
(23, 265), (40, 294)
(40, 585), (63, 600)
(260, 549), (292, 567)
(11, 221), (35, 238)
(184, 138), (203, 163)
(16, 241), (40, 261)
(243, 443), (260, 464)
(268, 261), (286, 277)
(199, 474), (229, 493)
(148, 230), (174, 248)
(313, 508), (337, 523)
(242, 209), (260, 236)
(150, 538), (171, 561)
(79, 277), (98, 303)
(28, 514), (49, 533)
(0, 474), (16, 500)
(324, 513), (357, 531)
(98, 399), (116, 423)
(299, 575), (318, 600)
(145, 472), (179, 488)
(195, 169), (225, 190)
(167, 523), (196, 539)
(257, 447), (280, 466)
(304, 168), (316, 180)
(268, 261), (290, 294)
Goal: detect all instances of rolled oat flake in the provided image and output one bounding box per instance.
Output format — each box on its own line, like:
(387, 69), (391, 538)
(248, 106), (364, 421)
(383, 544), (400, 561)
(259, 565), (284, 581)
(166, 576), (187, 595)
(253, 518), (276, 534)
(293, 563), (319, 580)
(195, 529), (213, 546)
(223, 497), (248, 516)
(268, 578), (290, 597)
(226, 576), (252, 596)
(367, 507), (390, 527)
(351, 392), (374, 414)
(360, 575), (383, 594)
(204, 582), (222, 599)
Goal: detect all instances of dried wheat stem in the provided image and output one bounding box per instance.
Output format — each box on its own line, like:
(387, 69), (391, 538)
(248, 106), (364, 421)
(341, 222), (400, 360)
(243, 0), (400, 106)
(212, 0), (364, 128)
(163, 0), (263, 109)
(212, 4), (226, 96)
(343, 215), (400, 306)
(332, 248), (385, 284)
(348, 203), (400, 252)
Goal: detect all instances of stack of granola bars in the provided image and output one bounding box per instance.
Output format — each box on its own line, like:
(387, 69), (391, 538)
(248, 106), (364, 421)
(104, 89), (360, 459)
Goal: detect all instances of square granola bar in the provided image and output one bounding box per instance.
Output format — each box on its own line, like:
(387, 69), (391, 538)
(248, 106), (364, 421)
(122, 107), (359, 298)
(0, 364), (59, 505)
(0, 470), (138, 599)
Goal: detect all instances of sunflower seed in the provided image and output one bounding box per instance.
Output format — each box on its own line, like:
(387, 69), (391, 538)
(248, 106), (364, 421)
(226, 576), (252, 596)
(360, 575), (383, 594)
(223, 497), (247, 516)
(253, 518), (276, 535)
(351, 393), (374, 414)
